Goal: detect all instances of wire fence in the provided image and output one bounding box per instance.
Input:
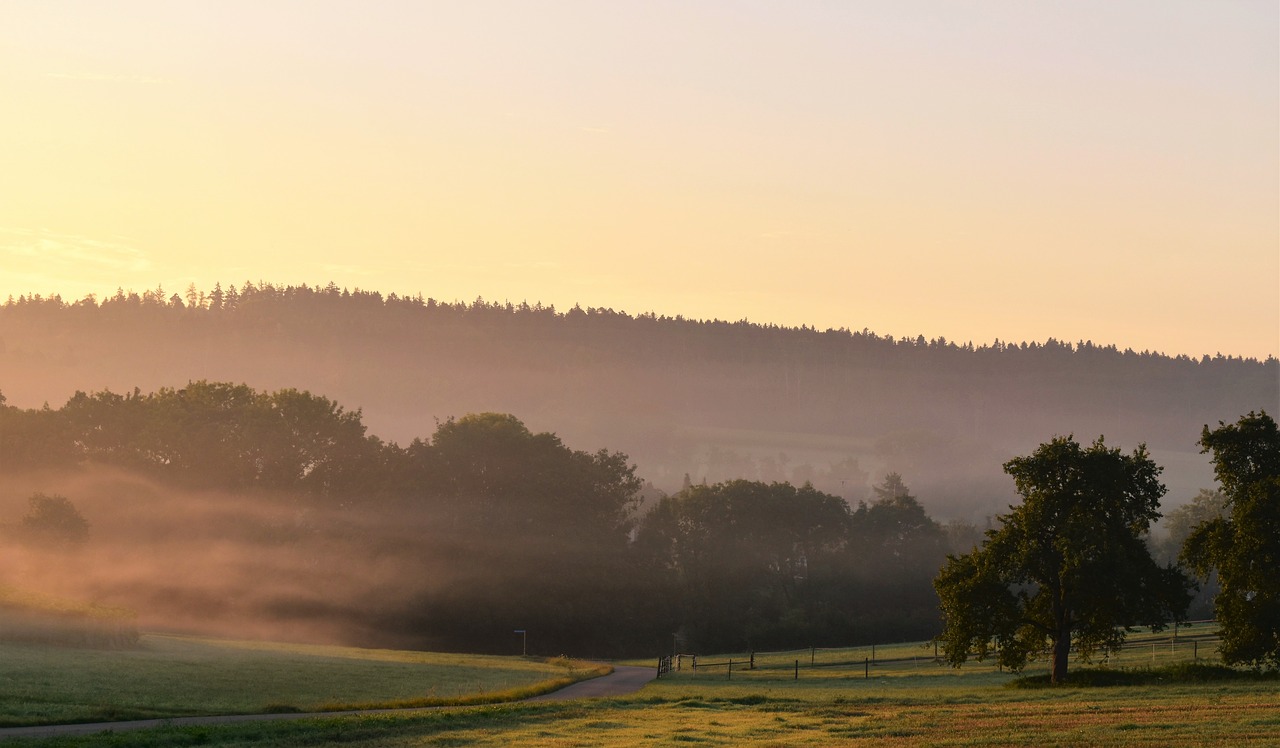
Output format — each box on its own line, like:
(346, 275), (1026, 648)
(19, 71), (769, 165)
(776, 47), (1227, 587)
(654, 621), (1222, 681)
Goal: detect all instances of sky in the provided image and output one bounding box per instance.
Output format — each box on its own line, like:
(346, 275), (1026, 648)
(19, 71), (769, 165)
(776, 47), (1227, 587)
(1, 1), (1276, 360)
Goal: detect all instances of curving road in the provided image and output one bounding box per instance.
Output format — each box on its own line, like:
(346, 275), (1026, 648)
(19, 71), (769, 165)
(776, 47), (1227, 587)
(0, 665), (658, 741)
(526, 665), (656, 701)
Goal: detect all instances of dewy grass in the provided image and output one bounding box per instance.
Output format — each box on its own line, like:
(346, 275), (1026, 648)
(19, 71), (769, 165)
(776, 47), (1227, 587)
(0, 634), (606, 727)
(5, 678), (1279, 747)
(2, 627), (1276, 746)
(1009, 662), (1280, 688)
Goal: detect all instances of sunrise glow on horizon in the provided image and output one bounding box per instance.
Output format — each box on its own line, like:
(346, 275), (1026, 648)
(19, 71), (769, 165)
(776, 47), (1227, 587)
(1, 1), (1276, 360)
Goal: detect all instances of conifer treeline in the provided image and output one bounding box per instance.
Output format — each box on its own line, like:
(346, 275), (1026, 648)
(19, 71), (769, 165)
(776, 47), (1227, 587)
(4, 280), (1268, 365)
(1, 283), (1275, 515)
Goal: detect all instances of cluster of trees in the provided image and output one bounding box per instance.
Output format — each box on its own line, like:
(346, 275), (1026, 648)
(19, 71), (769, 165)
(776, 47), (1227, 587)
(3, 380), (1276, 669)
(2, 284), (1273, 517)
(0, 383), (952, 655)
(935, 412), (1280, 682)
(637, 474), (950, 651)
(2, 493), (90, 549)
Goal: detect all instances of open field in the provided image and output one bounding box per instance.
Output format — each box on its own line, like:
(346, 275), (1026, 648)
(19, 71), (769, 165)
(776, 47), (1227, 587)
(0, 634), (607, 727)
(3, 624), (1277, 746)
(3, 666), (1277, 747)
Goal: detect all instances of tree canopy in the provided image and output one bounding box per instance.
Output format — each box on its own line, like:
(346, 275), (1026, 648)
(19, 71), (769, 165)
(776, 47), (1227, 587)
(1155, 488), (1227, 619)
(934, 436), (1193, 683)
(1182, 411), (1280, 670)
(636, 475), (952, 652)
(2, 282), (1274, 520)
(16, 493), (89, 549)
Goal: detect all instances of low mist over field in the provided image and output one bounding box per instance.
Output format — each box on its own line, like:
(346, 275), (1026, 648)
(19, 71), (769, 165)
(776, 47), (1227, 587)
(2, 1), (1275, 672)
(1, 467), (378, 643)
(0, 288), (1275, 655)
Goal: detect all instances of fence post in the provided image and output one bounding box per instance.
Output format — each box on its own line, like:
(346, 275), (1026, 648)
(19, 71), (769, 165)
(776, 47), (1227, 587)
(871, 644), (876, 664)
(795, 659), (799, 680)
(864, 656), (869, 680)
(728, 658), (732, 680)
(750, 650), (755, 670)
(811, 646), (815, 666)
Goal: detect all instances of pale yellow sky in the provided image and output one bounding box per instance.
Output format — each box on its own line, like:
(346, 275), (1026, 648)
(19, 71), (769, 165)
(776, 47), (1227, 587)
(1, 1), (1276, 359)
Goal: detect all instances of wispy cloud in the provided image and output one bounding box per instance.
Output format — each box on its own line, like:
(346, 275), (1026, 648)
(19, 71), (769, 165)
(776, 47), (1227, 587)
(504, 260), (560, 270)
(0, 228), (152, 283)
(45, 71), (167, 84)
(320, 263), (382, 277)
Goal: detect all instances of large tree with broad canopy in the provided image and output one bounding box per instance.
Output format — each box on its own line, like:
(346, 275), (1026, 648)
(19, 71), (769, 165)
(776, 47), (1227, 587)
(934, 436), (1192, 684)
(1182, 411), (1280, 670)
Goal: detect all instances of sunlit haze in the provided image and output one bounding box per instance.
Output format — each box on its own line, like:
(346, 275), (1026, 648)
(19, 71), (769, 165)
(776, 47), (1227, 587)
(1, 1), (1276, 359)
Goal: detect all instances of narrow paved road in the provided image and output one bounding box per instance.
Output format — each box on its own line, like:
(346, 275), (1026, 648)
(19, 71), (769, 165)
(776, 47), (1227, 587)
(527, 665), (656, 701)
(0, 665), (658, 741)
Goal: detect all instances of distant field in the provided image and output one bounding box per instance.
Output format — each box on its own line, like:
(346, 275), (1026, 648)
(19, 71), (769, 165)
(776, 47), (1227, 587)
(0, 634), (607, 727)
(5, 624), (1276, 747)
(5, 660), (1276, 746)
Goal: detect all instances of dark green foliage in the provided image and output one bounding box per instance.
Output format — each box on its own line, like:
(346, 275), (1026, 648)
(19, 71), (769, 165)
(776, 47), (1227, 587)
(637, 480), (851, 650)
(0, 377), (1022, 657)
(60, 382), (384, 499)
(935, 436), (1193, 683)
(851, 474), (947, 579)
(18, 493), (89, 548)
(1155, 488), (1227, 618)
(1, 284), (1274, 517)
(0, 402), (78, 470)
(0, 386), (658, 655)
(397, 413), (650, 656)
(1159, 489), (1228, 565)
(1183, 411), (1280, 670)
(637, 475), (948, 652)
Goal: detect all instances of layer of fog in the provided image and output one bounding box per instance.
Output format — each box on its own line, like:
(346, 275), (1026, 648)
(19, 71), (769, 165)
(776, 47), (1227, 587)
(1, 466), (459, 646)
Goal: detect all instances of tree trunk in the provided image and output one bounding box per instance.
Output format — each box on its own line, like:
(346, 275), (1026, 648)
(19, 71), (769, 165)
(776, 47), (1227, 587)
(1050, 635), (1070, 684)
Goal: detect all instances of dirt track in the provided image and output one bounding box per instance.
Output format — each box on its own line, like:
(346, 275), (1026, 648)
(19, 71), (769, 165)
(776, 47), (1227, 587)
(0, 665), (658, 741)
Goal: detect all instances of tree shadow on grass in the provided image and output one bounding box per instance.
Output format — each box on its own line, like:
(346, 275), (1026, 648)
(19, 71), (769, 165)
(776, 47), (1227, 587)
(1008, 663), (1279, 688)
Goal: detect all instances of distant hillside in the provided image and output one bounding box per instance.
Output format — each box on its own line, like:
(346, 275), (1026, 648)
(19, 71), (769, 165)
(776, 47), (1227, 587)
(1, 284), (1275, 518)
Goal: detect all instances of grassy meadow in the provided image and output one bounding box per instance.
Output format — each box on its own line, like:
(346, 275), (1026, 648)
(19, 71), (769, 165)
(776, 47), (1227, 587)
(0, 634), (607, 727)
(3, 623), (1278, 746)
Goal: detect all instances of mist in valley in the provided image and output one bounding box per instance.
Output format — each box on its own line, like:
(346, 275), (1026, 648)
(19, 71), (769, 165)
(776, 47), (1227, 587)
(0, 287), (1275, 655)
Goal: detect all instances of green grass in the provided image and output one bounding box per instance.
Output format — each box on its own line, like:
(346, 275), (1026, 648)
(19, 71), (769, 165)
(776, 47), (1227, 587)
(4, 625), (1276, 747)
(7, 666), (1279, 747)
(0, 634), (608, 727)
(0, 585), (135, 621)
(1, 585), (138, 649)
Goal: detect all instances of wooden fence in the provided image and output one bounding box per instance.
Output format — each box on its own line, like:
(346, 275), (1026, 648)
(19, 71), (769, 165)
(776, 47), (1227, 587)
(656, 620), (1222, 680)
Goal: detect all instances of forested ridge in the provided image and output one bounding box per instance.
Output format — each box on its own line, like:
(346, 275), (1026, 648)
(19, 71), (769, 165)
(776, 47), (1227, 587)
(1, 283), (1275, 656)
(1, 282), (1275, 516)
